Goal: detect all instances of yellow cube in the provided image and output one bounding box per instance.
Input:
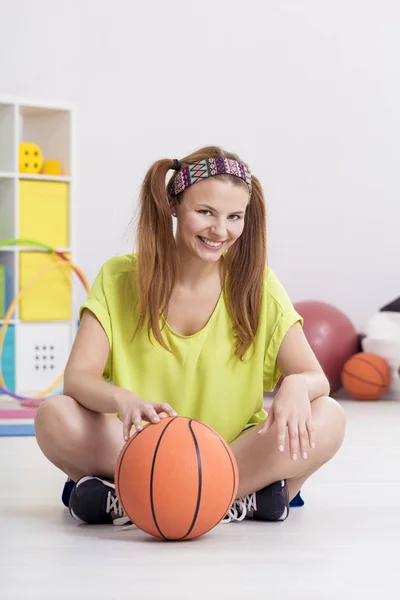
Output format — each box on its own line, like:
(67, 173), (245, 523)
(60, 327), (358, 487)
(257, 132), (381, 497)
(19, 181), (69, 248)
(43, 160), (62, 175)
(19, 252), (72, 321)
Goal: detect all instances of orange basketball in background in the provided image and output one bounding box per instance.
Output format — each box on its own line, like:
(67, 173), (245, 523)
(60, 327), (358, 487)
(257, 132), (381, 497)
(341, 352), (391, 400)
(115, 416), (238, 541)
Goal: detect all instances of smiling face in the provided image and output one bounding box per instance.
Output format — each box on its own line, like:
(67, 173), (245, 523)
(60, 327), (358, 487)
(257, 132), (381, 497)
(172, 178), (250, 263)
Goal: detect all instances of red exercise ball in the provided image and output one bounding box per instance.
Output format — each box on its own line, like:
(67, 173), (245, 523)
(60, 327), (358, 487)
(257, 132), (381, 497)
(294, 301), (359, 393)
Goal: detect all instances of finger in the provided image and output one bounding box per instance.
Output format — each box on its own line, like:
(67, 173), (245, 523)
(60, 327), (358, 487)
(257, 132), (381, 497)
(288, 421), (299, 461)
(275, 415), (287, 452)
(155, 403), (177, 418)
(132, 410), (144, 434)
(306, 417), (316, 449)
(258, 409), (274, 435)
(123, 414), (134, 441)
(298, 424), (310, 459)
(142, 405), (161, 424)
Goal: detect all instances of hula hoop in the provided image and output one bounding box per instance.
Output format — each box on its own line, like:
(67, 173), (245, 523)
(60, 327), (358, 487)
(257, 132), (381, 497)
(0, 260), (90, 406)
(0, 237), (87, 288)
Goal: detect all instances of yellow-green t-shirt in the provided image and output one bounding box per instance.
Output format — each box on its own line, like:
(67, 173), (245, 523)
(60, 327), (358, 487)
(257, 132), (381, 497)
(80, 254), (302, 443)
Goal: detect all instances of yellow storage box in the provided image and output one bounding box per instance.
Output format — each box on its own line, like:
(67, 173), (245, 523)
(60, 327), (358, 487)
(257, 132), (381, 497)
(19, 181), (69, 248)
(19, 252), (72, 321)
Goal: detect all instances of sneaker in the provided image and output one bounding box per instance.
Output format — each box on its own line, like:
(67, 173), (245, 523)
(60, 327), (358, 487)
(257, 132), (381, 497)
(62, 478), (75, 508)
(222, 480), (289, 523)
(68, 476), (131, 526)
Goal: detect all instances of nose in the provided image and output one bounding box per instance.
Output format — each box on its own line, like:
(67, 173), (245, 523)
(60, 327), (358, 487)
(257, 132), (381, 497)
(210, 217), (228, 240)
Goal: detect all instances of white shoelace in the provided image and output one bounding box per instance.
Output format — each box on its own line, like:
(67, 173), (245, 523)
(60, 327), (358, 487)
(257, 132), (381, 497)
(117, 492), (260, 531)
(122, 492), (258, 532)
(222, 492), (257, 524)
(106, 491), (130, 526)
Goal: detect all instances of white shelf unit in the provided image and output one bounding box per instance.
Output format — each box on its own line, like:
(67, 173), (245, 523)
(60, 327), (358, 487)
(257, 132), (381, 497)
(0, 96), (77, 401)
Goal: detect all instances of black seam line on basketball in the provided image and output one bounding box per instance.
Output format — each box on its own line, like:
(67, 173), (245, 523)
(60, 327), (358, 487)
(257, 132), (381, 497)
(150, 417), (178, 541)
(342, 369), (387, 388)
(116, 420), (174, 528)
(350, 357), (387, 385)
(177, 419), (203, 541)
(192, 420), (237, 524)
(194, 420), (237, 517)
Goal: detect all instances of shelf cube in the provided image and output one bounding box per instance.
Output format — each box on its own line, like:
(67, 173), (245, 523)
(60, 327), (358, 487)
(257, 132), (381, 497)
(15, 322), (71, 395)
(19, 180), (69, 247)
(20, 105), (71, 176)
(19, 252), (72, 321)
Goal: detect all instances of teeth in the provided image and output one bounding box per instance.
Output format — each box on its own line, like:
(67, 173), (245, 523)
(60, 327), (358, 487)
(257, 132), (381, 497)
(200, 237), (223, 248)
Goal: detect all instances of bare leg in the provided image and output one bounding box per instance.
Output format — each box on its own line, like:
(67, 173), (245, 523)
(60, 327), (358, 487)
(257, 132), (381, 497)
(34, 395), (124, 482)
(35, 395), (345, 506)
(230, 395), (346, 501)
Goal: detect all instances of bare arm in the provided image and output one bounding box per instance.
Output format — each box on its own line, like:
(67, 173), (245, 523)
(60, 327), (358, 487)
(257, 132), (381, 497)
(63, 309), (176, 439)
(260, 321), (330, 455)
(63, 309), (125, 414)
(276, 322), (330, 401)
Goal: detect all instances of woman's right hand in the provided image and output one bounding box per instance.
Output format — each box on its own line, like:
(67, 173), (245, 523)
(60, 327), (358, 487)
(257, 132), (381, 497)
(115, 392), (177, 441)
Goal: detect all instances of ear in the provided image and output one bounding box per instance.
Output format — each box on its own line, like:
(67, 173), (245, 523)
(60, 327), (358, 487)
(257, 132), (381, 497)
(169, 201), (178, 217)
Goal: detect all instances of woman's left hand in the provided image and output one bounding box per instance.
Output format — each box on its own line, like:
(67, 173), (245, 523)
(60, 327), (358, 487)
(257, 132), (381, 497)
(258, 375), (315, 461)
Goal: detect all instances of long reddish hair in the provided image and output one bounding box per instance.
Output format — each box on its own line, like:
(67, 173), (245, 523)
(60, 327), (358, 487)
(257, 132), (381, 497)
(133, 146), (267, 360)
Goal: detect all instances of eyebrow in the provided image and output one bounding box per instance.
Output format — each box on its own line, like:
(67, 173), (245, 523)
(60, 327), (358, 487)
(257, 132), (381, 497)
(196, 204), (246, 215)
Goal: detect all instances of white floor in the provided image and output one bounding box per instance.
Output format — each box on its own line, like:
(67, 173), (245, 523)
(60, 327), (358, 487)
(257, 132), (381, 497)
(1, 400), (400, 600)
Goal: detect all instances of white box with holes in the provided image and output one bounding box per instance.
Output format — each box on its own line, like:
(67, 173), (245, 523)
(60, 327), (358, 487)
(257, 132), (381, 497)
(15, 323), (72, 395)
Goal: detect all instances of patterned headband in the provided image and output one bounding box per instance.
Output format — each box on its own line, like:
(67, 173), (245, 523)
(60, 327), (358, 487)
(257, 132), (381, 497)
(167, 157), (252, 198)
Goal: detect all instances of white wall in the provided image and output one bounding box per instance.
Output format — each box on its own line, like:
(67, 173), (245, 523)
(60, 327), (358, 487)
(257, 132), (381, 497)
(1, 0), (398, 331)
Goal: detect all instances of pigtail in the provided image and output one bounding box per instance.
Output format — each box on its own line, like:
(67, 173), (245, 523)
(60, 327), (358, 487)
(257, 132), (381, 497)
(225, 175), (267, 360)
(134, 159), (178, 351)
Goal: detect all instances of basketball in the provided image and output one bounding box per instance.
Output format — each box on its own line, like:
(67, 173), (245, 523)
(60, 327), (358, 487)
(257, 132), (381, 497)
(115, 416), (239, 541)
(341, 352), (391, 400)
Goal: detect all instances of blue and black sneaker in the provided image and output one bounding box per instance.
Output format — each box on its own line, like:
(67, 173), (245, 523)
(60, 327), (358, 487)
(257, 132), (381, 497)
(68, 476), (131, 526)
(222, 480), (290, 523)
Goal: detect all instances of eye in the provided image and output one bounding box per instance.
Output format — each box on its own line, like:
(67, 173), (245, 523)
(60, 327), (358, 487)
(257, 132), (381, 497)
(197, 210), (242, 220)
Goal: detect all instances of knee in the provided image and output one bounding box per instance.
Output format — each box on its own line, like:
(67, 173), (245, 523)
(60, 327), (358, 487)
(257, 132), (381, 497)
(313, 396), (346, 462)
(34, 395), (79, 441)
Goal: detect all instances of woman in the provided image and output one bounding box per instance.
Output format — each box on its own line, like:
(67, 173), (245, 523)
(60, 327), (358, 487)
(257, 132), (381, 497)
(35, 146), (345, 526)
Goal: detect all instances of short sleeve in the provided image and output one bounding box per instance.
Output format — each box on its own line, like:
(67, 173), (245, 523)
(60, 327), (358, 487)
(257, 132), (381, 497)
(263, 270), (303, 391)
(79, 264), (113, 381)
